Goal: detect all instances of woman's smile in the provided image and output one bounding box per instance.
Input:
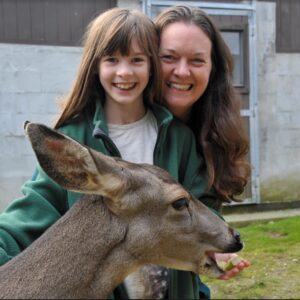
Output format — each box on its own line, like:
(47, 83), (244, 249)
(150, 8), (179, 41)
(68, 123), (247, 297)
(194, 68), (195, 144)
(167, 81), (193, 91)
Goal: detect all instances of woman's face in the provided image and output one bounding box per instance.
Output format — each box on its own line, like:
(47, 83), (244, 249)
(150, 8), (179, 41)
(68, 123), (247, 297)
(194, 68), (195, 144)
(159, 22), (212, 120)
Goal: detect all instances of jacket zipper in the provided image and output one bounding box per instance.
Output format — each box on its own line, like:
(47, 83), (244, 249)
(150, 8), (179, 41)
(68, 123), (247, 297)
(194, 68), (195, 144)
(100, 134), (122, 158)
(93, 128), (122, 158)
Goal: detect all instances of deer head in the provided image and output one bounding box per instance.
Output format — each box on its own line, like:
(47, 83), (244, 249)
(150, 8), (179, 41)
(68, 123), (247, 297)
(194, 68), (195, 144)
(24, 121), (243, 278)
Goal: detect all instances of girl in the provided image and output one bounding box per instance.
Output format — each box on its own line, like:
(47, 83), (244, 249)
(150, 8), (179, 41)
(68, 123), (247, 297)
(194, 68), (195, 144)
(0, 7), (211, 299)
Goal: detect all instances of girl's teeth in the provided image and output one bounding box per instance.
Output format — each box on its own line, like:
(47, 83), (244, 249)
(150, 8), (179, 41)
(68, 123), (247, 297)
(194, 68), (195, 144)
(169, 82), (192, 91)
(114, 83), (135, 90)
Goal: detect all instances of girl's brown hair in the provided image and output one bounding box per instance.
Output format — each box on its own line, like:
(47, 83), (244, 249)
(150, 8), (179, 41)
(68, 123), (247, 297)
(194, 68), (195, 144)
(155, 5), (251, 203)
(54, 8), (162, 129)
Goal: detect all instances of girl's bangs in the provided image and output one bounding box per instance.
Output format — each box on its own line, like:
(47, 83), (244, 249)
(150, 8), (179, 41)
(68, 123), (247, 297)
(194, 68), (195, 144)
(103, 24), (151, 57)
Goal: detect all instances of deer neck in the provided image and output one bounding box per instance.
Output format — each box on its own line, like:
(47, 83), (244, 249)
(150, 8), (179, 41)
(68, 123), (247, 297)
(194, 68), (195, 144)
(63, 195), (137, 298)
(0, 195), (137, 299)
(91, 243), (140, 298)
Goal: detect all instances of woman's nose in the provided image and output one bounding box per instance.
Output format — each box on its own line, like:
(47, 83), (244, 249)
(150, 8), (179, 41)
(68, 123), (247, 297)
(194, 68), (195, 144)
(173, 60), (190, 77)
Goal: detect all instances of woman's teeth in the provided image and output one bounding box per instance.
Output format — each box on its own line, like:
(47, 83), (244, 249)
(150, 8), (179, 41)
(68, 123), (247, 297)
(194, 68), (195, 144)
(114, 83), (136, 90)
(168, 82), (192, 91)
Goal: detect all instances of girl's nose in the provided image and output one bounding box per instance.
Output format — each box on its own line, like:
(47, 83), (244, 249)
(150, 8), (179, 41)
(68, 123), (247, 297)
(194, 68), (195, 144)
(173, 59), (190, 77)
(116, 61), (133, 76)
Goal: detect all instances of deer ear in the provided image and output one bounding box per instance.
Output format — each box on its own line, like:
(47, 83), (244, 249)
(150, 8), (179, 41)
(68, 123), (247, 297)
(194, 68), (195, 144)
(25, 122), (124, 196)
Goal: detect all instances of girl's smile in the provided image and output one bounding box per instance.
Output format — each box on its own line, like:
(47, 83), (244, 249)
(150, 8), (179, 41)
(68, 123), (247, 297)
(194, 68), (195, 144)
(113, 82), (137, 90)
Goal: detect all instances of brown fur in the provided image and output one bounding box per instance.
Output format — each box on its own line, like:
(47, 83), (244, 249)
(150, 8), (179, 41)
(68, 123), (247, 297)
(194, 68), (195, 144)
(0, 123), (243, 299)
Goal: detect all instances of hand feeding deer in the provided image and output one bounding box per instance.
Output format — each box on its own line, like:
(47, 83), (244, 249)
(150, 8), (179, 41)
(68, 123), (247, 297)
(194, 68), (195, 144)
(0, 122), (243, 299)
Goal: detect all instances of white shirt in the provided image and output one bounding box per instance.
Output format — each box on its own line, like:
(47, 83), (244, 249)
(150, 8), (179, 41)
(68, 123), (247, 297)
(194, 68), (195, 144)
(107, 110), (158, 164)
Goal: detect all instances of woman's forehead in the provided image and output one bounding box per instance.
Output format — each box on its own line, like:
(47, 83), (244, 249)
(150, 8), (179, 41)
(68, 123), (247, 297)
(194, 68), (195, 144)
(160, 22), (212, 56)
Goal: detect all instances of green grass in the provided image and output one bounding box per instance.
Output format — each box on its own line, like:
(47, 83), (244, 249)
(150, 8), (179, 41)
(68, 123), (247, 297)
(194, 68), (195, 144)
(202, 216), (300, 299)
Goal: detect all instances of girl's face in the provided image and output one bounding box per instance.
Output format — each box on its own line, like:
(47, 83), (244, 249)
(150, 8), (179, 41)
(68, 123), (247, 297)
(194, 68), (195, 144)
(98, 39), (150, 111)
(159, 22), (212, 120)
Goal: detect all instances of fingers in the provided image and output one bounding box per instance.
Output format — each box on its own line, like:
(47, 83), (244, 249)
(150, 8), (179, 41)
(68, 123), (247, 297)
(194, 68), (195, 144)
(218, 267), (240, 280)
(217, 260), (251, 280)
(241, 259), (251, 268)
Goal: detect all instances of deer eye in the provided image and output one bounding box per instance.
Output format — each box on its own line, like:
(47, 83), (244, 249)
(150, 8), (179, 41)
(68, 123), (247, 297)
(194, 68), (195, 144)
(172, 198), (189, 210)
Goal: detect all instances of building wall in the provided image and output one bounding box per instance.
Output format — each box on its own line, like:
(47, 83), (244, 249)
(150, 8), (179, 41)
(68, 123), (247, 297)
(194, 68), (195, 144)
(256, 1), (300, 201)
(0, 44), (82, 211)
(117, 0), (141, 9)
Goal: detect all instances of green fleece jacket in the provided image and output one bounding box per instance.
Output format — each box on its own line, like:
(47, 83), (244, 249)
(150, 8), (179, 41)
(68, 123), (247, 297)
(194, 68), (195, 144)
(0, 101), (213, 299)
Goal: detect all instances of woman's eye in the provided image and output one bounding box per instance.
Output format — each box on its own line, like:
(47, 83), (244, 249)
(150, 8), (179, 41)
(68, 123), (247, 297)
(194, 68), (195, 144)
(172, 198), (189, 211)
(192, 59), (205, 65)
(160, 55), (175, 63)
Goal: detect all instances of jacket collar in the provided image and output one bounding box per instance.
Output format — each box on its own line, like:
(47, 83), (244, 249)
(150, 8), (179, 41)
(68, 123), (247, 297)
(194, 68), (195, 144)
(91, 99), (174, 138)
(92, 99), (108, 136)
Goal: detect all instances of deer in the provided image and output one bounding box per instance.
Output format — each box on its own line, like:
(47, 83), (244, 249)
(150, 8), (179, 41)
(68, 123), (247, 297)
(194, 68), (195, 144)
(0, 122), (243, 299)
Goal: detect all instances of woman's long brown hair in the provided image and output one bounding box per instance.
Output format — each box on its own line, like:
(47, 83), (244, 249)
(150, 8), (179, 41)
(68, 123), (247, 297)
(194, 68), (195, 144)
(54, 8), (162, 129)
(155, 5), (251, 202)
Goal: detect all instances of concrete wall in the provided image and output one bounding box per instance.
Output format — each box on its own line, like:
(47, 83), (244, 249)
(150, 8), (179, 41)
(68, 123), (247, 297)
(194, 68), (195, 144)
(256, 1), (300, 201)
(0, 44), (82, 211)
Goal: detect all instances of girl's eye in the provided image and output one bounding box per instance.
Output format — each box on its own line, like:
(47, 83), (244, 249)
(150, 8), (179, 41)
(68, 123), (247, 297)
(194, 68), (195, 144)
(172, 198), (189, 211)
(104, 57), (117, 63)
(132, 57), (145, 63)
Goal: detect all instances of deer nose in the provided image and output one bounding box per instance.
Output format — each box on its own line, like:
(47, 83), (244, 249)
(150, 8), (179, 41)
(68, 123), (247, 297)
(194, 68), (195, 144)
(228, 227), (244, 252)
(233, 229), (241, 243)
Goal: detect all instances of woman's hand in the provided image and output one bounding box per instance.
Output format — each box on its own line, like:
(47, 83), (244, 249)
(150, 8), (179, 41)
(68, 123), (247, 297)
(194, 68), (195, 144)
(214, 253), (250, 280)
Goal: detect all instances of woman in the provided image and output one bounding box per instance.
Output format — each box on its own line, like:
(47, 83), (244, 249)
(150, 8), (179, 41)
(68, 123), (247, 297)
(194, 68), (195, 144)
(155, 3), (251, 285)
(155, 5), (251, 209)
